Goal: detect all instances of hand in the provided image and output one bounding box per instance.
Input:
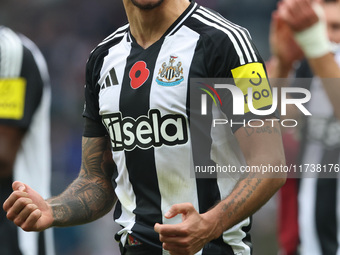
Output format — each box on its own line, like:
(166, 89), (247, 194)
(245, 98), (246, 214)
(3, 181), (54, 232)
(269, 10), (304, 67)
(277, 0), (319, 32)
(154, 203), (222, 255)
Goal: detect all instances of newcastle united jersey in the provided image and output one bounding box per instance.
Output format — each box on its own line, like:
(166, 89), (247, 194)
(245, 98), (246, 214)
(83, 1), (274, 254)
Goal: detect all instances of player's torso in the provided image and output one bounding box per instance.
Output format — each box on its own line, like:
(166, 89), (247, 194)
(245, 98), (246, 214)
(98, 27), (205, 151)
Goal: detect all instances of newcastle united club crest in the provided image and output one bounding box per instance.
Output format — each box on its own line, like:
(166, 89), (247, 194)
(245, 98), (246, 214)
(156, 55), (184, 86)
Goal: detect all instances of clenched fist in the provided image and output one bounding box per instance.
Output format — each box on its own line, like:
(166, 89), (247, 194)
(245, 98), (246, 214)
(3, 181), (54, 232)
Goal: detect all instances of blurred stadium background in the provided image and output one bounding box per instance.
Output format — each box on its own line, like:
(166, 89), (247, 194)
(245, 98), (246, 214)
(0, 0), (280, 254)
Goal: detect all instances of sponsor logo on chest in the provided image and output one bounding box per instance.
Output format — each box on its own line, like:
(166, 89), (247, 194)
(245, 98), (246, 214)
(102, 109), (188, 151)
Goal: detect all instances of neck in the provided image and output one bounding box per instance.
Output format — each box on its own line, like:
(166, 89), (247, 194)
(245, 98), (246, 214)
(124, 0), (190, 49)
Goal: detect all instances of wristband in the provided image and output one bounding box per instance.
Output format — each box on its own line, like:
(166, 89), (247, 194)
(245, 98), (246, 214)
(330, 41), (340, 54)
(294, 4), (331, 58)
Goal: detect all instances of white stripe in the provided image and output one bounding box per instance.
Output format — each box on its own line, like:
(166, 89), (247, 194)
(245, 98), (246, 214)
(211, 105), (251, 254)
(98, 37), (137, 246)
(298, 142), (324, 255)
(150, 25), (200, 251)
(91, 25), (129, 55)
(166, 2), (198, 37)
(0, 27), (23, 77)
(102, 24), (129, 43)
(97, 31), (127, 48)
(114, 151), (137, 246)
(192, 14), (246, 65)
(20, 34), (50, 86)
(8, 29), (22, 76)
(198, 7), (258, 62)
(298, 178), (321, 255)
(196, 9), (252, 63)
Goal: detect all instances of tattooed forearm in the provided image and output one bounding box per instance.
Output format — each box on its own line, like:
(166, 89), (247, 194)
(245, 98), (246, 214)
(217, 173), (284, 233)
(222, 175), (263, 218)
(214, 118), (286, 234)
(243, 125), (281, 137)
(48, 137), (117, 227)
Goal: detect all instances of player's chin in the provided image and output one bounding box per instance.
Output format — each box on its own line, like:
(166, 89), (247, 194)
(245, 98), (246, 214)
(131, 0), (164, 10)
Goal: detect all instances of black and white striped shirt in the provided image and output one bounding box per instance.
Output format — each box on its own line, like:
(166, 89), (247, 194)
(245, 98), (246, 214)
(83, 1), (274, 254)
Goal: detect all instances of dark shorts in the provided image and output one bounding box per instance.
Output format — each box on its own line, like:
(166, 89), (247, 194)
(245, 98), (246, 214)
(118, 235), (236, 255)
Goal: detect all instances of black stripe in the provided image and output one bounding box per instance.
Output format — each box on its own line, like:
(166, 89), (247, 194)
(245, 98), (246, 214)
(187, 42), (236, 254)
(38, 232), (46, 255)
(194, 11), (251, 64)
(119, 40), (163, 247)
(83, 34), (126, 123)
(0, 177), (22, 255)
(199, 7), (255, 63)
(167, 1), (197, 37)
(187, 56), (221, 212)
(202, 237), (235, 255)
(111, 161), (122, 221)
(101, 24), (129, 44)
(114, 201), (122, 221)
(315, 148), (340, 255)
(242, 216), (253, 254)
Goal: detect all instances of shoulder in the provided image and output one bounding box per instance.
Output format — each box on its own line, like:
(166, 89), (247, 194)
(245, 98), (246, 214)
(187, 6), (251, 43)
(0, 26), (21, 46)
(87, 24), (129, 66)
(0, 27), (49, 81)
(186, 6), (258, 66)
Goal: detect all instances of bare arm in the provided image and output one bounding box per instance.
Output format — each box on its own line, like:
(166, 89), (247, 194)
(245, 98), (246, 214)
(307, 54), (340, 119)
(209, 121), (286, 231)
(3, 136), (117, 231)
(48, 136), (117, 226)
(0, 126), (25, 179)
(155, 120), (286, 255)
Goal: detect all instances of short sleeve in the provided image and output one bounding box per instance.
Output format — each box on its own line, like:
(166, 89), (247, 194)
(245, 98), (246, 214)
(214, 31), (278, 132)
(82, 49), (108, 137)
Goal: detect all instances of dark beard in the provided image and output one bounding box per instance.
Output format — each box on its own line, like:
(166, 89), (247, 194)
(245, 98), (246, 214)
(131, 0), (165, 10)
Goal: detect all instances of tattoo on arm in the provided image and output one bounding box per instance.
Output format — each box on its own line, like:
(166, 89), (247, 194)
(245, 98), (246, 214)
(48, 137), (117, 226)
(243, 125), (280, 137)
(222, 175), (263, 219)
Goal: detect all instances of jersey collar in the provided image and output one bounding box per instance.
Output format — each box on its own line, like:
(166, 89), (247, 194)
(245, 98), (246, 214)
(127, 1), (199, 45)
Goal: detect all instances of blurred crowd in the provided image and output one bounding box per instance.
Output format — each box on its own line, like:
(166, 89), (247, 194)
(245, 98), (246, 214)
(0, 0), (279, 254)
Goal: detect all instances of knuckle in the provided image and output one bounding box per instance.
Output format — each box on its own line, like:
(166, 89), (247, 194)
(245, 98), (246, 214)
(21, 224), (31, 232)
(26, 203), (38, 212)
(16, 197), (28, 207)
(13, 190), (26, 198)
(159, 235), (164, 242)
(13, 217), (24, 226)
(163, 243), (169, 251)
(3, 200), (8, 211)
(187, 203), (194, 209)
(179, 226), (190, 236)
(182, 239), (190, 247)
(6, 211), (15, 221)
(31, 209), (42, 220)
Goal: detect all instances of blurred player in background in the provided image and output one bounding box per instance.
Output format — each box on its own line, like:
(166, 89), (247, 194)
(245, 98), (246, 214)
(268, 0), (340, 254)
(0, 26), (55, 255)
(3, 1), (286, 254)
